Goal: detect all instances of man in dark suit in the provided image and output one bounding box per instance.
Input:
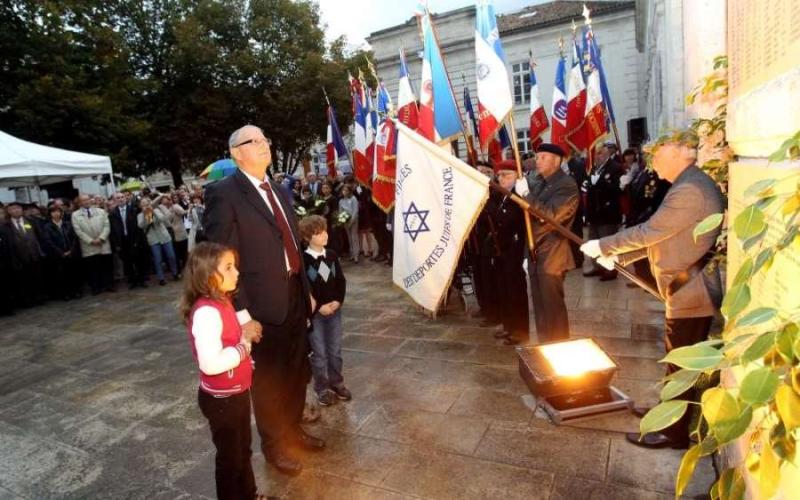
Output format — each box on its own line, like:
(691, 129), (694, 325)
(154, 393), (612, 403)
(583, 142), (623, 280)
(109, 193), (149, 289)
(4, 201), (45, 307)
(516, 144), (580, 342)
(491, 160), (529, 345)
(204, 125), (323, 476)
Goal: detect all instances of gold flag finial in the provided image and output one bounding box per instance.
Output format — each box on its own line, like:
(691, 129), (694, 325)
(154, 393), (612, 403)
(582, 4), (592, 25)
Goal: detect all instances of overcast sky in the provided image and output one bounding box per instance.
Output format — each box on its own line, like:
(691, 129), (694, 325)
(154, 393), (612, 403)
(317, 0), (548, 48)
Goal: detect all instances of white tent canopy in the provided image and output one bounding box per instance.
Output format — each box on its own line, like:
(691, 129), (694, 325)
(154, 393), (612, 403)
(0, 130), (113, 188)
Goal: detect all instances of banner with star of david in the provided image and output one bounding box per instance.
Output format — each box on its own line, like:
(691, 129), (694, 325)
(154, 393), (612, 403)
(393, 122), (490, 312)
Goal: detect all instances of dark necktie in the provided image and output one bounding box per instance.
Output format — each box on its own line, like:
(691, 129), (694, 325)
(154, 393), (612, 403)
(260, 182), (300, 275)
(86, 208), (92, 218)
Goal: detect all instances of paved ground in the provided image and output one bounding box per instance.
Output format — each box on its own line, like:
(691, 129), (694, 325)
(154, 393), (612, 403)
(0, 259), (715, 499)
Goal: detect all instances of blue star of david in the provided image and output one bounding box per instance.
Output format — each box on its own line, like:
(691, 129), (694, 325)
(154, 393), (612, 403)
(402, 202), (431, 242)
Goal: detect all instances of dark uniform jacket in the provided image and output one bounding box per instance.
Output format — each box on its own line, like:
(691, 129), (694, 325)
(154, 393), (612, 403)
(109, 203), (146, 252)
(626, 167), (670, 227)
(489, 191), (525, 261)
(584, 158), (624, 225)
(525, 169), (580, 274)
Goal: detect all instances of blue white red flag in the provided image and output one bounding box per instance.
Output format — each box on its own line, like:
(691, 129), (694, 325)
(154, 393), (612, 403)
(550, 55), (569, 155)
(582, 28), (608, 151)
(326, 104), (348, 178)
(474, 0), (512, 149)
(565, 38), (588, 152)
(352, 92), (371, 186)
(397, 48), (419, 130)
(419, 14), (463, 144)
(528, 59), (549, 146)
(585, 26), (615, 128)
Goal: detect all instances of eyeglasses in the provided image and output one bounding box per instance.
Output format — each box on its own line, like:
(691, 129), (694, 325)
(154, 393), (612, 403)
(233, 137), (271, 148)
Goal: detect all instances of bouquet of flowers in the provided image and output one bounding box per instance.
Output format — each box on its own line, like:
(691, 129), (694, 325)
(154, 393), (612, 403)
(334, 210), (351, 227)
(294, 206), (308, 218)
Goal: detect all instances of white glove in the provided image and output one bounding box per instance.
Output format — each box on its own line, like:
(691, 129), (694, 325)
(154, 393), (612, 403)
(579, 239), (602, 258)
(597, 254), (618, 271)
(514, 178), (530, 197)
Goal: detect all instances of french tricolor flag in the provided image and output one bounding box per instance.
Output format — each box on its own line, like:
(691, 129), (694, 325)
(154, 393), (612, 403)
(550, 55), (569, 156)
(396, 48), (419, 130)
(582, 28), (608, 150)
(528, 59), (549, 148)
(565, 38), (588, 152)
(352, 93), (372, 187)
(474, 0), (512, 149)
(325, 104), (348, 178)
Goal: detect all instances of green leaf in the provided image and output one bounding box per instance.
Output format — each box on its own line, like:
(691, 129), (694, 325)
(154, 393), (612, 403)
(721, 283), (750, 320)
(736, 307), (778, 327)
(741, 332), (778, 364)
(693, 213), (724, 243)
(753, 248), (775, 274)
(739, 368), (779, 405)
(731, 257), (754, 285)
(768, 130), (800, 162)
(714, 405), (752, 444)
(662, 344), (724, 370)
(733, 205), (766, 240)
(640, 400), (690, 435)
(777, 325), (797, 362)
(743, 179), (777, 199)
(660, 369), (701, 401)
(701, 387), (740, 426)
(675, 444), (701, 497)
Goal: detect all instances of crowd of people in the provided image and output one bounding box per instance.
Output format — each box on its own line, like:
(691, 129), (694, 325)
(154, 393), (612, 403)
(0, 167), (396, 320)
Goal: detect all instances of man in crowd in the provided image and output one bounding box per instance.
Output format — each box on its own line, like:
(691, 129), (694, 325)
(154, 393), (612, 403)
(583, 142), (623, 280)
(72, 194), (114, 295)
(472, 161), (501, 327)
(3, 201), (45, 307)
(515, 144), (580, 343)
(581, 130), (724, 449)
(205, 124), (323, 476)
(109, 192), (149, 289)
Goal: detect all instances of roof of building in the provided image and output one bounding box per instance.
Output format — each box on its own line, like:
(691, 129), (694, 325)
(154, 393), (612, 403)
(367, 1), (634, 40)
(498, 1), (634, 34)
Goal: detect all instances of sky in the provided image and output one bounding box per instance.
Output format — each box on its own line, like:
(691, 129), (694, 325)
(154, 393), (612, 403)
(317, 0), (547, 48)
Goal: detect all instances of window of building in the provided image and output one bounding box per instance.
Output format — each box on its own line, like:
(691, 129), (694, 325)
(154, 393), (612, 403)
(516, 128), (531, 155)
(512, 61), (531, 106)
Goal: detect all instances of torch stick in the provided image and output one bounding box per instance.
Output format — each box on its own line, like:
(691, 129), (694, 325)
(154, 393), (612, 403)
(488, 179), (663, 301)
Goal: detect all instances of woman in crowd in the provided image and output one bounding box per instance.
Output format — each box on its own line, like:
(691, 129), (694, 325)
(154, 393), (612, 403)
(138, 195), (180, 285)
(40, 206), (82, 300)
(162, 196), (189, 270)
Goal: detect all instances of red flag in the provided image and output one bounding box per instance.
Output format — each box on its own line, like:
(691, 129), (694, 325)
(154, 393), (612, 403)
(565, 41), (588, 152)
(371, 120), (397, 212)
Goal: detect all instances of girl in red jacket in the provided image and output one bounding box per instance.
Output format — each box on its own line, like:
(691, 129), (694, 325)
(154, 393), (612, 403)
(181, 242), (263, 500)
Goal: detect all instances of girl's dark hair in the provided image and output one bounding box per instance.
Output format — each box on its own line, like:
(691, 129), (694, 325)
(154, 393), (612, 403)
(179, 242), (238, 324)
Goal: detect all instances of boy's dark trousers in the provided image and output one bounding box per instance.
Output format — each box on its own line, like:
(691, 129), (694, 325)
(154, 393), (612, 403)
(198, 389), (256, 500)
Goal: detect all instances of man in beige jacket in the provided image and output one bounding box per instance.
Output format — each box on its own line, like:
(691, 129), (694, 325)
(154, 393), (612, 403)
(581, 130), (724, 449)
(71, 194), (114, 294)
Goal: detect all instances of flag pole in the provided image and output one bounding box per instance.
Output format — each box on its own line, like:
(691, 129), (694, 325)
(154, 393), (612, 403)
(489, 179), (662, 301)
(505, 113), (536, 255)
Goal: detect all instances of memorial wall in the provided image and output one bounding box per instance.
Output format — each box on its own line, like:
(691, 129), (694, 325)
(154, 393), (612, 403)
(725, 0), (800, 495)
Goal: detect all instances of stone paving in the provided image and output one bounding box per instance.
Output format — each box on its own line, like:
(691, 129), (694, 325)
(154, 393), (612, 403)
(0, 259), (716, 499)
